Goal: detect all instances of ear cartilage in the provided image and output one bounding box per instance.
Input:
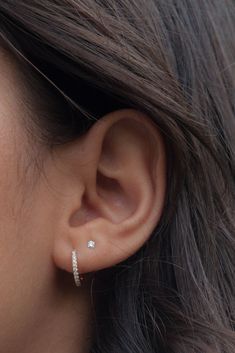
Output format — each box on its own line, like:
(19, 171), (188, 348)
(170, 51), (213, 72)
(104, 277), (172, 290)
(71, 249), (82, 287)
(87, 240), (96, 249)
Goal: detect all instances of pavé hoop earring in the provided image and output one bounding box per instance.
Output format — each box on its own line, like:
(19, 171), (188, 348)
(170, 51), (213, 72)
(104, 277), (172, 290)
(71, 249), (83, 287)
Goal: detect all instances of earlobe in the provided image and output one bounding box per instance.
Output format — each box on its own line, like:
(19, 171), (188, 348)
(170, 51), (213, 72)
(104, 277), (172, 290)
(52, 109), (166, 279)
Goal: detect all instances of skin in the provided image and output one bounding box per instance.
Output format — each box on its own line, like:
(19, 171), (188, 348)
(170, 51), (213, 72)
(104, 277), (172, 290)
(0, 48), (166, 353)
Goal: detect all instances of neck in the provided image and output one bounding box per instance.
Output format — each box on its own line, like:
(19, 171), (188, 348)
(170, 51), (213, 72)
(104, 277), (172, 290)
(25, 272), (93, 353)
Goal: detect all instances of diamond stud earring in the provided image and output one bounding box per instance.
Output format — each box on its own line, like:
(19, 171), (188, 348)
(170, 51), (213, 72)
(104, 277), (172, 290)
(87, 240), (96, 249)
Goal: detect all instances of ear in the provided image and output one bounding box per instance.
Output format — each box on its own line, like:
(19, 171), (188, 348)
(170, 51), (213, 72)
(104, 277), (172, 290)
(51, 109), (166, 276)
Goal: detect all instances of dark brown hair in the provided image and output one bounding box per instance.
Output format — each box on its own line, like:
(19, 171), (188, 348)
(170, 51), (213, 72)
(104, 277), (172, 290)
(0, 1), (234, 352)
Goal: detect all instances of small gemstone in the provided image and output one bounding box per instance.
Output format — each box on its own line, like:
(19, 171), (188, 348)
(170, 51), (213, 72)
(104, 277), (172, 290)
(87, 240), (96, 249)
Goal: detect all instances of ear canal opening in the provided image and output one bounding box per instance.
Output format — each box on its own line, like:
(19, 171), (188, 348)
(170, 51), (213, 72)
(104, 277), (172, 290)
(69, 193), (100, 227)
(96, 170), (122, 197)
(96, 170), (136, 222)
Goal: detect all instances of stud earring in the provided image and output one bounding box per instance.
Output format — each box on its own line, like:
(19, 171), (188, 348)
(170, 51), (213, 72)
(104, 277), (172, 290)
(71, 249), (83, 287)
(87, 240), (96, 249)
